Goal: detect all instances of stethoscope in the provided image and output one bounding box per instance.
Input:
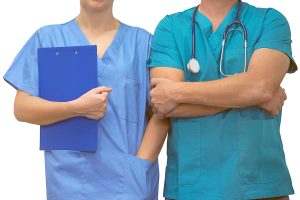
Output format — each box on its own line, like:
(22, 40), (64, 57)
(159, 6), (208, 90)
(187, 0), (248, 76)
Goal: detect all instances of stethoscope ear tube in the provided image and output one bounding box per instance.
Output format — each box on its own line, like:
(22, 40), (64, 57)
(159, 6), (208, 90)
(189, 0), (248, 75)
(191, 5), (200, 59)
(223, 21), (248, 41)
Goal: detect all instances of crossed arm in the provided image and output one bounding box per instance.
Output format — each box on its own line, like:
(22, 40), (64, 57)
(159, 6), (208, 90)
(136, 68), (230, 162)
(137, 48), (290, 163)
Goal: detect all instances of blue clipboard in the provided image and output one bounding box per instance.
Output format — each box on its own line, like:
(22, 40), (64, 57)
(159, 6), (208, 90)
(38, 45), (98, 152)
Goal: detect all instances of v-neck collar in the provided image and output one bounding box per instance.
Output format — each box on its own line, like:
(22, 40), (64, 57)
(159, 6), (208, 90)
(69, 18), (125, 63)
(195, 2), (240, 50)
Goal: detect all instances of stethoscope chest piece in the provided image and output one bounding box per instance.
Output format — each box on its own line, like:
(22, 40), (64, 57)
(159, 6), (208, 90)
(187, 58), (200, 74)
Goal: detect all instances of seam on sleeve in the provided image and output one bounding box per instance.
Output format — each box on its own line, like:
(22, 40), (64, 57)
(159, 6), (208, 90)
(39, 27), (45, 48)
(3, 76), (38, 96)
(167, 16), (184, 69)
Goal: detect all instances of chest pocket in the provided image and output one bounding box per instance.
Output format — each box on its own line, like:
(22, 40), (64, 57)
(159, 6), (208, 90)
(99, 54), (142, 123)
(117, 78), (140, 123)
(220, 46), (252, 76)
(219, 27), (253, 77)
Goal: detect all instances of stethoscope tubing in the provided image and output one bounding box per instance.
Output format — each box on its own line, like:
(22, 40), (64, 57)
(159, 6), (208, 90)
(191, 5), (200, 59)
(190, 0), (248, 76)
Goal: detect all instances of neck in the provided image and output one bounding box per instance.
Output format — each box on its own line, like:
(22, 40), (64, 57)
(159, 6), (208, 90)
(76, 6), (118, 35)
(200, 0), (239, 19)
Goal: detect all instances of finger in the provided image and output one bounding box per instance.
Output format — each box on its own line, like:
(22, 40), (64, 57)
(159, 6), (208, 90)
(150, 88), (156, 98)
(100, 86), (112, 93)
(272, 109), (278, 116)
(165, 113), (171, 118)
(150, 89), (157, 104)
(165, 111), (173, 118)
(277, 104), (282, 114)
(150, 100), (154, 108)
(279, 95), (284, 106)
(283, 90), (287, 100)
(280, 87), (287, 99)
(151, 78), (168, 88)
(156, 113), (165, 119)
(152, 106), (158, 114)
(93, 86), (112, 93)
(278, 103), (282, 111)
(100, 91), (110, 96)
(153, 107), (165, 119)
(281, 96), (285, 106)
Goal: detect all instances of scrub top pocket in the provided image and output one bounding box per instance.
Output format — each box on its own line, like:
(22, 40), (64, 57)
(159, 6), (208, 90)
(84, 152), (126, 199)
(117, 78), (140, 123)
(220, 46), (252, 76)
(124, 154), (152, 200)
(176, 120), (202, 185)
(238, 118), (287, 185)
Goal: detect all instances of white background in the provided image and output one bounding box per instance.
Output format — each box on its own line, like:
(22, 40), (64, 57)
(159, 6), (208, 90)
(0, 0), (299, 199)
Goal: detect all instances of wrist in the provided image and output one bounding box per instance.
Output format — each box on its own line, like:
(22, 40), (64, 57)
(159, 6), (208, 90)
(65, 100), (81, 117)
(173, 82), (184, 103)
(136, 152), (155, 164)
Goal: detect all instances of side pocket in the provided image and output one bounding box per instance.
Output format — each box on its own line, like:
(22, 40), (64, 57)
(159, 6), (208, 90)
(88, 152), (125, 199)
(124, 154), (152, 200)
(177, 120), (201, 185)
(238, 118), (262, 184)
(238, 118), (285, 184)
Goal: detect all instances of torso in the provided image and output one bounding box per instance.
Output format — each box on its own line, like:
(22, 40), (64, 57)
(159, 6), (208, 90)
(38, 19), (159, 200)
(163, 2), (294, 199)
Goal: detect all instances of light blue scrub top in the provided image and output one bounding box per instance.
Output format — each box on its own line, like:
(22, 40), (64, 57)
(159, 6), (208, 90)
(149, 2), (297, 200)
(4, 19), (159, 200)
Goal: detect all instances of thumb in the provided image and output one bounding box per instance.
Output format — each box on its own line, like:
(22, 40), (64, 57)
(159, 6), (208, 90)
(92, 86), (112, 94)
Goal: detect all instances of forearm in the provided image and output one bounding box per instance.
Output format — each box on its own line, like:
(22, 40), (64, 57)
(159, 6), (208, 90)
(173, 49), (289, 108)
(174, 73), (272, 108)
(167, 103), (229, 118)
(136, 115), (170, 163)
(14, 92), (76, 125)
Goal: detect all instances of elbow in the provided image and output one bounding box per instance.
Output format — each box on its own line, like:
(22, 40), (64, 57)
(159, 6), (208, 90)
(14, 104), (26, 122)
(14, 100), (31, 123)
(14, 93), (27, 122)
(13, 93), (44, 125)
(14, 106), (44, 125)
(254, 89), (273, 104)
(243, 80), (273, 106)
(256, 80), (273, 103)
(14, 112), (24, 122)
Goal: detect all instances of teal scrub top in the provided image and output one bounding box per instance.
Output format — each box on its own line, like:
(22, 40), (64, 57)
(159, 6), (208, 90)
(148, 2), (297, 200)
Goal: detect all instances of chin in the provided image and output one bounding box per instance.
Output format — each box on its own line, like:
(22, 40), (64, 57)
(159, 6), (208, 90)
(80, 0), (113, 12)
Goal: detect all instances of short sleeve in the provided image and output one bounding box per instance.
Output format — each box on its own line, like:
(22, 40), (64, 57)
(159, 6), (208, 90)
(3, 29), (43, 96)
(253, 9), (297, 73)
(148, 16), (183, 70)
